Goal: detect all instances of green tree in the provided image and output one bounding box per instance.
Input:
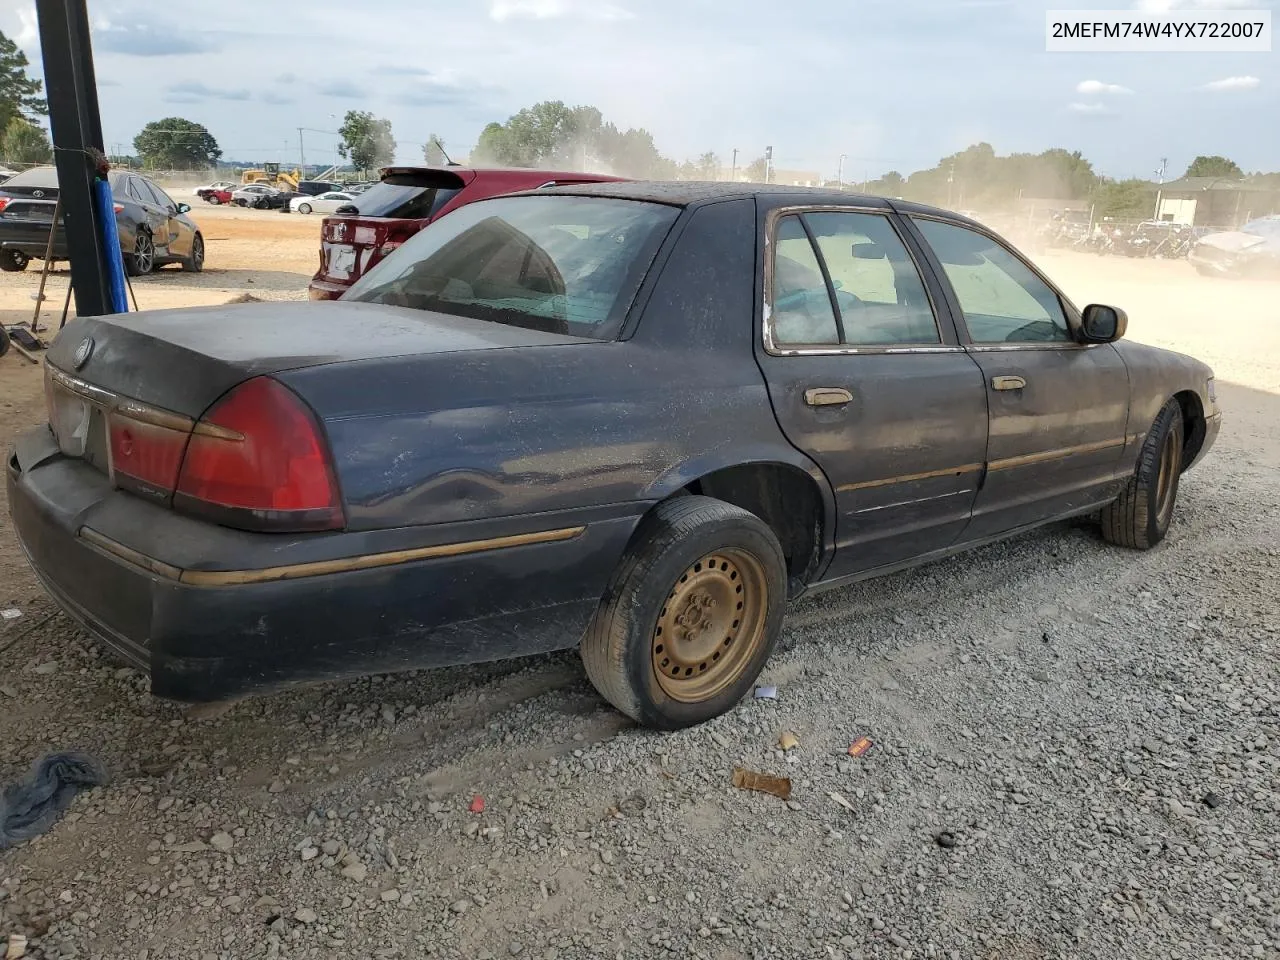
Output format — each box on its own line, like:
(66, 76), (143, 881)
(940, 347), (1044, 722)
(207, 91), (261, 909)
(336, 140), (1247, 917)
(0, 31), (46, 134)
(1, 117), (50, 164)
(132, 117), (221, 169)
(423, 133), (447, 166)
(693, 151), (719, 179)
(472, 101), (677, 178)
(1093, 178), (1156, 220)
(1183, 155), (1243, 179)
(338, 110), (395, 175)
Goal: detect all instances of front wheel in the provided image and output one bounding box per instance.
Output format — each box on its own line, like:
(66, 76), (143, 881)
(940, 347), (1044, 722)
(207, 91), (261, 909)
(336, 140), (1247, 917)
(580, 496), (787, 730)
(297, 203), (312, 215)
(1100, 399), (1184, 549)
(182, 233), (204, 273)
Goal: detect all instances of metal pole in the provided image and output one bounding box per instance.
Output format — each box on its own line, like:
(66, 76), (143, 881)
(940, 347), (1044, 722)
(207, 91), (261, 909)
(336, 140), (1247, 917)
(31, 196), (61, 333)
(298, 127), (306, 175)
(731, 148), (738, 181)
(36, 0), (113, 319)
(837, 154), (845, 188)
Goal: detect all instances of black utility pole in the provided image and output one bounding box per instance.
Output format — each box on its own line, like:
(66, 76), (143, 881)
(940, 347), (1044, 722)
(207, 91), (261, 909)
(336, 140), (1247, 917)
(37, 0), (112, 318)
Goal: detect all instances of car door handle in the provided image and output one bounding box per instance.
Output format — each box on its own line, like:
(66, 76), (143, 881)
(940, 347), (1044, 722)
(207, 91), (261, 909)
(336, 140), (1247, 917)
(804, 388), (854, 407)
(991, 376), (1027, 392)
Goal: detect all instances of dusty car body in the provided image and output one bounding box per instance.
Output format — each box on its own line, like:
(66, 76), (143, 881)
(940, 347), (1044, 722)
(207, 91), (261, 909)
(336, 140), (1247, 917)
(8, 183), (1220, 730)
(1188, 216), (1280, 276)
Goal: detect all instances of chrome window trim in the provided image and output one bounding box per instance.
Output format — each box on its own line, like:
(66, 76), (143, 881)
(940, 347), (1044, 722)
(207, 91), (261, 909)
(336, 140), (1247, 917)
(966, 342), (1101, 354)
(762, 205), (946, 357)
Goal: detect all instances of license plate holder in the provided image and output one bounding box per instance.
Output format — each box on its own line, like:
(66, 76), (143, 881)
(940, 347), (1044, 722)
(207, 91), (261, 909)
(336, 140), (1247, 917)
(326, 243), (357, 279)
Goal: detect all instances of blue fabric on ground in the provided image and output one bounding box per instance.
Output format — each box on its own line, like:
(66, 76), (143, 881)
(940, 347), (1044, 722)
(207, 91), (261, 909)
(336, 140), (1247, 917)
(0, 752), (108, 849)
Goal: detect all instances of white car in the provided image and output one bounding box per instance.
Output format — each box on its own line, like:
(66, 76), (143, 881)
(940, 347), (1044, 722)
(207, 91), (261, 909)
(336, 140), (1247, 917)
(290, 191), (357, 215)
(231, 183), (280, 207)
(193, 180), (237, 197)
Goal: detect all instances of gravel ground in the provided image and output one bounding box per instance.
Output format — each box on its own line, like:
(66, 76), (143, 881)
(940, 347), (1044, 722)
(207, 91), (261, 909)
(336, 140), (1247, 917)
(1, 252), (1277, 960)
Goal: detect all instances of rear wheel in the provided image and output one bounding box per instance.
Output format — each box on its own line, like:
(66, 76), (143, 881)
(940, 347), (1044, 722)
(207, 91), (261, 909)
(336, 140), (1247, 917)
(182, 233), (204, 273)
(126, 229), (154, 276)
(581, 496), (786, 730)
(1100, 399), (1184, 549)
(0, 250), (30, 272)
(208, 195), (222, 205)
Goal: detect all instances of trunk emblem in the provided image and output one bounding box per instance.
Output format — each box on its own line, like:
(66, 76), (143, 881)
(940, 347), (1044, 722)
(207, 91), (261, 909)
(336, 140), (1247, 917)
(73, 336), (95, 370)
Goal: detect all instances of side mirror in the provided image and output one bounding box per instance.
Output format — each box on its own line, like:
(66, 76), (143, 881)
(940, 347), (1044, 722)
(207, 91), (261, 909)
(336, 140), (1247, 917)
(176, 202), (191, 214)
(1080, 303), (1127, 343)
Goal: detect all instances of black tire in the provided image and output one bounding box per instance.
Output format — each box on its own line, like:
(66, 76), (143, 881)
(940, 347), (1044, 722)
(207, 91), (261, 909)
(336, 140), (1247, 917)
(182, 233), (204, 273)
(125, 229), (154, 277)
(297, 202), (312, 215)
(0, 249), (29, 272)
(208, 195), (222, 205)
(1100, 399), (1185, 550)
(0, 326), (10, 358)
(581, 496), (787, 730)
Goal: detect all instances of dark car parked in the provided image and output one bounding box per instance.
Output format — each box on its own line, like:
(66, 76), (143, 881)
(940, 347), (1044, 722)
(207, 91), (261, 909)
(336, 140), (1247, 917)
(296, 180), (344, 197)
(9, 183), (1220, 730)
(0, 166), (204, 275)
(307, 165), (625, 300)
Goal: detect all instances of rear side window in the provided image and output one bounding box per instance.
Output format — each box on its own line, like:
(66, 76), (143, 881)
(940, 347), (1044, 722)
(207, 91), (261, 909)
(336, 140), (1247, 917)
(353, 184), (461, 219)
(343, 195), (679, 340)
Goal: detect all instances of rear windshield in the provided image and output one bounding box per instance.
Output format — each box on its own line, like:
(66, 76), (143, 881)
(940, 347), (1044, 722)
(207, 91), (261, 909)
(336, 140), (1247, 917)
(0, 166), (59, 189)
(353, 183), (460, 219)
(343, 194), (679, 340)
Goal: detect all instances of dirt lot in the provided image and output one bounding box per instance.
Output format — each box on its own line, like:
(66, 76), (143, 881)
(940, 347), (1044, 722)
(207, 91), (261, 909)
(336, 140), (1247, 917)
(0, 212), (1277, 960)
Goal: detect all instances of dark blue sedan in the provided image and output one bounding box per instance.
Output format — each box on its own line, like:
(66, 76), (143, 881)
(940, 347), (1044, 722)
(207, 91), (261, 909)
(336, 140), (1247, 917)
(7, 182), (1220, 729)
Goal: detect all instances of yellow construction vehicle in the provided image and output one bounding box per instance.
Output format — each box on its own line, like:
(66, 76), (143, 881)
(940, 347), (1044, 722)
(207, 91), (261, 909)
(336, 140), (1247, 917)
(239, 163), (301, 191)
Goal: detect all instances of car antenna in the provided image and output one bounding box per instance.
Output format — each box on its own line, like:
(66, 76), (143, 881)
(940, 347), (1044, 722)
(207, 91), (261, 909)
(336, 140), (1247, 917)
(432, 137), (460, 167)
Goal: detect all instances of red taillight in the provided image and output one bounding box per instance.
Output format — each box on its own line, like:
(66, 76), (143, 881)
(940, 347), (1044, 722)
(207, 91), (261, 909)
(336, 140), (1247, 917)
(0, 197), (10, 213)
(175, 377), (343, 531)
(108, 413), (190, 501)
(113, 203), (124, 213)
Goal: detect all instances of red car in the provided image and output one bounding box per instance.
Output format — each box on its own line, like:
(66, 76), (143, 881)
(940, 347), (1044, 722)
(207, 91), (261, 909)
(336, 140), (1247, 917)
(307, 166), (626, 300)
(201, 188), (233, 205)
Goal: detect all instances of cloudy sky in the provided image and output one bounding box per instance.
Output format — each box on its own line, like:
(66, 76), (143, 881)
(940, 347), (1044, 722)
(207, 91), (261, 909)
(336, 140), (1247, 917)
(1, 0), (1275, 180)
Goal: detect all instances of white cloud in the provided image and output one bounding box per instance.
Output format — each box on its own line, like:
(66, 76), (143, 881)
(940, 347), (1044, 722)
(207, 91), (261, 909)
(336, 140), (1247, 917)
(1076, 80), (1132, 95)
(1068, 102), (1115, 114)
(490, 0), (633, 22)
(1203, 75), (1262, 91)
(15, 8), (38, 48)
(1134, 0), (1261, 9)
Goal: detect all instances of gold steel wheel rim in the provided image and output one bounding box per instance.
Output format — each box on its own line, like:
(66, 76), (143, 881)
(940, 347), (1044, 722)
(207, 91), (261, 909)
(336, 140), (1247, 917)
(651, 548), (768, 703)
(1155, 428), (1179, 526)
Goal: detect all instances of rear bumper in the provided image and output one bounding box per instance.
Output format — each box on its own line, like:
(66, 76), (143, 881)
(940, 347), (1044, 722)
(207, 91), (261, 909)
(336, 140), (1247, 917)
(8, 426), (638, 703)
(0, 222), (66, 259)
(307, 277), (348, 300)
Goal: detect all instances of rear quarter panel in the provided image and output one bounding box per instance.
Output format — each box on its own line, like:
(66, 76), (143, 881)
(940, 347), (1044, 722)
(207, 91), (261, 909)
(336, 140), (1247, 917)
(279, 198), (830, 535)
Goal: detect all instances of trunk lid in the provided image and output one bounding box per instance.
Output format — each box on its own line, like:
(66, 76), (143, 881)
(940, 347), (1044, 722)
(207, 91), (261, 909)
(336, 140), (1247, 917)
(47, 300), (593, 419)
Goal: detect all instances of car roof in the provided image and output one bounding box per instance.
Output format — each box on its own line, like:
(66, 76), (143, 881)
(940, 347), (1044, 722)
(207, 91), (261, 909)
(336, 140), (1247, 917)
(527, 179), (970, 222)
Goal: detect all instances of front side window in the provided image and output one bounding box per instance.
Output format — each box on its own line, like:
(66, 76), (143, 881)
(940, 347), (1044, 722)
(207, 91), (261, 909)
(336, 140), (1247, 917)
(769, 211), (940, 347)
(913, 218), (1072, 344)
(343, 195), (679, 340)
